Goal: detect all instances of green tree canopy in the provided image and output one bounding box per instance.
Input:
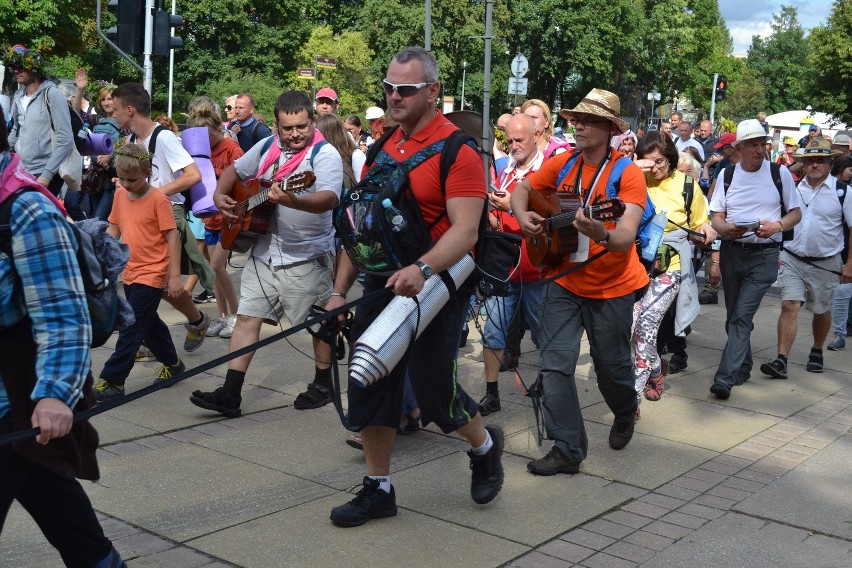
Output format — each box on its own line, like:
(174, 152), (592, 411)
(807, 0), (852, 125)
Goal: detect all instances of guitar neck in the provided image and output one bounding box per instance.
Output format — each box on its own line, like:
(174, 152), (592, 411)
(546, 204), (593, 231)
(247, 185), (274, 211)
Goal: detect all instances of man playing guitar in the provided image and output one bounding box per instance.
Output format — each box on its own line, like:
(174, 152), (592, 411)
(510, 88), (649, 476)
(189, 90), (343, 417)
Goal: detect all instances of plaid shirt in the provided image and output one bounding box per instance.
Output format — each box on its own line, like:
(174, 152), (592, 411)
(0, 190), (91, 418)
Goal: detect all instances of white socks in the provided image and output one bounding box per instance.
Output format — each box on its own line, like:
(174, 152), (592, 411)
(471, 429), (493, 456)
(368, 475), (391, 493)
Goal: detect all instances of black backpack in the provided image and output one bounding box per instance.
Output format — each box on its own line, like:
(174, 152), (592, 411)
(0, 188), (126, 347)
(723, 162), (793, 241)
(45, 87), (88, 154)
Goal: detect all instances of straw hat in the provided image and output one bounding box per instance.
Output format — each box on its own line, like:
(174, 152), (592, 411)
(558, 88), (629, 134)
(794, 137), (843, 160)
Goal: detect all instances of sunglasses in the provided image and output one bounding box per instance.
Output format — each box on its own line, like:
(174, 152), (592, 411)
(382, 80), (433, 97)
(225, 105), (233, 111)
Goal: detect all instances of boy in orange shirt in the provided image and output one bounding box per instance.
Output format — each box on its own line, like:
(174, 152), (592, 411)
(94, 144), (186, 401)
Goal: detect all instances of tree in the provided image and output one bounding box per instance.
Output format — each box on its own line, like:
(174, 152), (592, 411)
(724, 69), (767, 121)
(0, 0), (94, 54)
(746, 5), (809, 113)
(807, 0), (852, 125)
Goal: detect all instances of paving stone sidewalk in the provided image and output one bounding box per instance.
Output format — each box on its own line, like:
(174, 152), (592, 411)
(2, 280), (850, 568)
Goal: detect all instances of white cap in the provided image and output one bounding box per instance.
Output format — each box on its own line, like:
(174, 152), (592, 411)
(365, 106), (384, 120)
(733, 119), (769, 147)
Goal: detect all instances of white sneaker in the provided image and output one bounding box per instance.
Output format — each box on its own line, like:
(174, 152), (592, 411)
(206, 318), (226, 337)
(219, 315), (237, 338)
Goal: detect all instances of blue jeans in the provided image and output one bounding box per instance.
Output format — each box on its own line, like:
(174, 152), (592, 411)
(100, 283), (178, 385)
(537, 282), (638, 463)
(715, 242), (779, 388)
(482, 280), (543, 349)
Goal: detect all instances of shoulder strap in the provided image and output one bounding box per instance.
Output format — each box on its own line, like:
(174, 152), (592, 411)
(554, 150), (582, 190)
(723, 165), (734, 194)
(365, 126), (400, 166)
(251, 121), (262, 145)
(605, 156), (633, 199)
(683, 175), (694, 226)
(129, 123), (167, 156)
(769, 161), (786, 214)
(0, 188), (36, 258)
(309, 140), (328, 167)
(259, 135), (275, 157)
(439, 130), (476, 194)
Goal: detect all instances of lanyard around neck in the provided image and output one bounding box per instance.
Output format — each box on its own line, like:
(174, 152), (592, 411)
(573, 148), (611, 207)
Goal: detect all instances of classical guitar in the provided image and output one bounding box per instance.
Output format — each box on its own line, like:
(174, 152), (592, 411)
(526, 191), (626, 267)
(221, 171), (316, 250)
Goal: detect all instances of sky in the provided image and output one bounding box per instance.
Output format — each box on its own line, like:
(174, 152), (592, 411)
(719, 0), (834, 56)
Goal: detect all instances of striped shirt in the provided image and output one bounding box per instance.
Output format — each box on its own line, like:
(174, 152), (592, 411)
(0, 190), (91, 418)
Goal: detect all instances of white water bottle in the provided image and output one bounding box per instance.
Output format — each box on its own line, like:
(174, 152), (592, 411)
(381, 198), (407, 232)
(641, 209), (667, 262)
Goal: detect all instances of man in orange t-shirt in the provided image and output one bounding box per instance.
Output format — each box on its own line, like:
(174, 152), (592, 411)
(325, 47), (503, 527)
(512, 88), (649, 476)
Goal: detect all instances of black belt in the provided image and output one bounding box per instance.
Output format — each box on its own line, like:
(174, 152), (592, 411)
(724, 240), (780, 250)
(784, 250), (833, 263)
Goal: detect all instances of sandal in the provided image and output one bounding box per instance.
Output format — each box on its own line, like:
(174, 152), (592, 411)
(293, 382), (333, 410)
(345, 433), (364, 451)
(398, 413), (420, 434)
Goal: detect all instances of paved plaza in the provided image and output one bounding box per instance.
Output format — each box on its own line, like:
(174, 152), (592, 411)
(2, 265), (851, 568)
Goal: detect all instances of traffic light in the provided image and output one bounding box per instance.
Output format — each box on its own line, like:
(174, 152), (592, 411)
(715, 76), (727, 102)
(106, 0), (145, 55)
(152, 9), (184, 56)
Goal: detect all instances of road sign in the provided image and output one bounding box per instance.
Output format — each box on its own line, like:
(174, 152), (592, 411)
(647, 91), (661, 101)
(316, 56), (337, 68)
(511, 54), (529, 78)
(508, 77), (528, 96)
(297, 68), (315, 79)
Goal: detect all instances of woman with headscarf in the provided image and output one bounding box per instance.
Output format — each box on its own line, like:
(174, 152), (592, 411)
(612, 130), (638, 161)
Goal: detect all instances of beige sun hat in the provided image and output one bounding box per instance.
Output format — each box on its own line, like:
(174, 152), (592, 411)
(558, 88), (629, 134)
(794, 137), (843, 160)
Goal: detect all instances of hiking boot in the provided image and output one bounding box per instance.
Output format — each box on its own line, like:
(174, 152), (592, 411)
(644, 359), (667, 401)
(184, 312), (210, 352)
(806, 351), (824, 373)
(192, 290), (216, 304)
(469, 426), (504, 504)
(668, 353), (688, 374)
(153, 359), (185, 387)
(827, 334), (845, 351)
(608, 414), (636, 450)
(205, 318), (226, 338)
(218, 315), (237, 339)
(527, 445), (580, 476)
(698, 289), (718, 305)
(293, 382), (332, 410)
(478, 392), (501, 416)
(710, 381), (731, 399)
(135, 345), (155, 362)
(93, 377), (125, 402)
(190, 387), (242, 418)
(499, 351), (519, 372)
(330, 477), (397, 527)
(760, 358), (788, 379)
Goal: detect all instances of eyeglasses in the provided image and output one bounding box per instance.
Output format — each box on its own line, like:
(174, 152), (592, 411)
(649, 157), (668, 167)
(225, 105), (233, 111)
(803, 157), (830, 165)
(276, 122), (312, 135)
(568, 116), (611, 128)
(382, 80), (433, 97)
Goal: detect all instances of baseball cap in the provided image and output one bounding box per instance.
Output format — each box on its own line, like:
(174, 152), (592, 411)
(316, 87), (338, 101)
(832, 133), (850, 146)
(732, 119), (769, 147)
(365, 106), (384, 120)
(808, 124), (818, 131)
(713, 132), (736, 149)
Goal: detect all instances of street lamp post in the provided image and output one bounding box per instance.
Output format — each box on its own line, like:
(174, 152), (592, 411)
(461, 61), (468, 110)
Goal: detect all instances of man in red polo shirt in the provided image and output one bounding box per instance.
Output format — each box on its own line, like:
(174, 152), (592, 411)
(325, 47), (503, 527)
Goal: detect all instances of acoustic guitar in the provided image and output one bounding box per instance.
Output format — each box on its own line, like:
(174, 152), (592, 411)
(526, 190), (626, 267)
(221, 171), (316, 250)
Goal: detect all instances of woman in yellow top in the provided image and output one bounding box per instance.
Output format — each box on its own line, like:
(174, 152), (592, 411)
(631, 132), (717, 407)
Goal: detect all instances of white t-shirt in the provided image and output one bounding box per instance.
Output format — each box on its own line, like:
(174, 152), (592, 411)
(709, 160), (800, 243)
(134, 127), (195, 205)
(787, 175), (852, 257)
(234, 135), (343, 265)
(675, 137), (705, 161)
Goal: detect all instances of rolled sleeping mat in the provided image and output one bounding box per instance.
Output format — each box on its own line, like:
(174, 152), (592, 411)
(180, 127), (218, 218)
(82, 132), (114, 156)
(349, 254), (475, 387)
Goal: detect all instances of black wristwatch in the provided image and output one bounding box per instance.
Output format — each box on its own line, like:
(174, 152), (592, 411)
(595, 230), (611, 245)
(414, 261), (433, 279)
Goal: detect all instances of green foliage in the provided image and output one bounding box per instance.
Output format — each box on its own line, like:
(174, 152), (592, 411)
(807, 0), (852, 125)
(195, 73), (286, 123)
(745, 5), (809, 113)
(0, 0), (94, 54)
(724, 71), (767, 122)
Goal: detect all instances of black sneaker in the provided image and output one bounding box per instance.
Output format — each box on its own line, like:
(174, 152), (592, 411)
(608, 414), (636, 450)
(192, 290), (215, 304)
(153, 359), (186, 387)
(806, 351), (823, 373)
(93, 377), (125, 402)
(468, 426), (504, 504)
(527, 445), (580, 476)
(499, 351), (519, 372)
(668, 354), (688, 374)
(760, 358), (788, 379)
(330, 477), (397, 527)
(698, 289), (718, 304)
(710, 381), (731, 399)
(478, 392), (501, 416)
(189, 387), (242, 418)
